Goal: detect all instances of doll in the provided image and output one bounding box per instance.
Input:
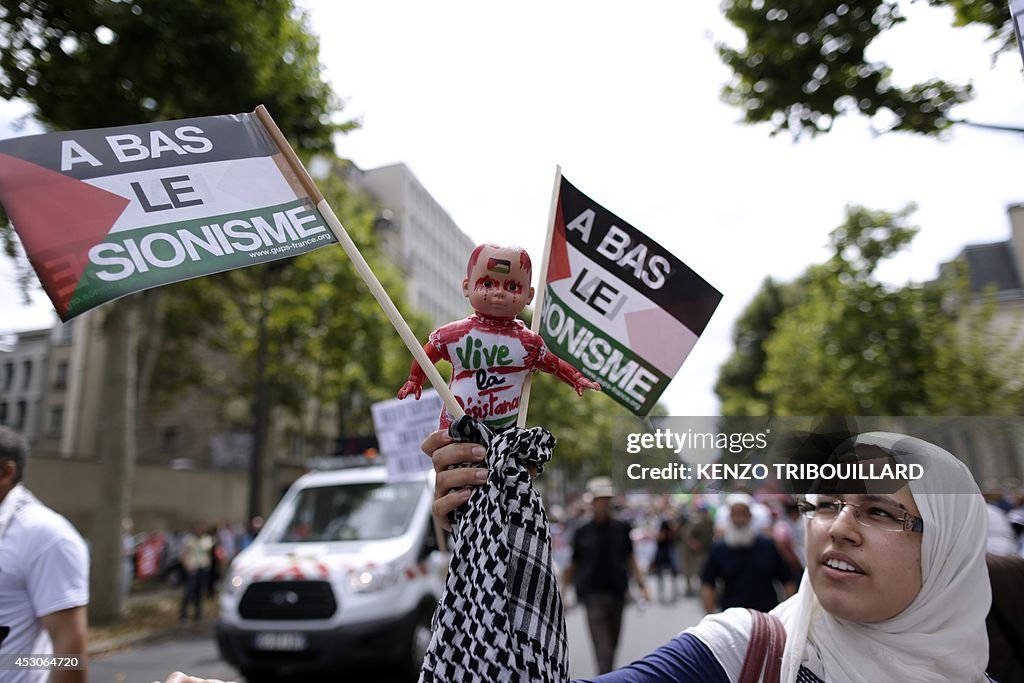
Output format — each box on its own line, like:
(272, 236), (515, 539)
(397, 243), (600, 429)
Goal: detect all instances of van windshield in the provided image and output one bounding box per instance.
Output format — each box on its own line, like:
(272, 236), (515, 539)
(267, 481), (423, 543)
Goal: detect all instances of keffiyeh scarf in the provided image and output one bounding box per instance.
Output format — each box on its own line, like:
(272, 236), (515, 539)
(418, 416), (568, 683)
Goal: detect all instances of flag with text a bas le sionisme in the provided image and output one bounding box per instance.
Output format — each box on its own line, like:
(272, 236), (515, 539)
(540, 177), (722, 416)
(0, 111), (336, 321)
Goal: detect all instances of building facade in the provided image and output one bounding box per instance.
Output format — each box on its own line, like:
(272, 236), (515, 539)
(350, 162), (477, 328)
(945, 203), (1024, 338)
(0, 326), (49, 439)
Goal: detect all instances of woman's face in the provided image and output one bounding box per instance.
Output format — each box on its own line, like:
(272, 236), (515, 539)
(806, 487), (923, 623)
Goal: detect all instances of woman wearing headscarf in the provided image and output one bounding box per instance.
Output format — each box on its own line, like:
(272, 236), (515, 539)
(427, 430), (995, 682)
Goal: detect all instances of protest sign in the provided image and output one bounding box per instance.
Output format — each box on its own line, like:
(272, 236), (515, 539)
(537, 175), (722, 415)
(0, 112), (335, 321)
(371, 389), (444, 478)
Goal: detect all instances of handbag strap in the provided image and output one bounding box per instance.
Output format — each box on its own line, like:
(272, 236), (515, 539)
(739, 609), (788, 683)
(762, 612), (787, 682)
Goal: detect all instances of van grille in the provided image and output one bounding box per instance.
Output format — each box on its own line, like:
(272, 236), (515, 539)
(238, 580), (338, 620)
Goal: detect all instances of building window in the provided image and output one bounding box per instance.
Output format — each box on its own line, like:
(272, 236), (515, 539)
(57, 321), (74, 345)
(21, 360), (32, 390)
(3, 363), (11, 391)
(15, 401), (26, 430)
(54, 361), (68, 390)
(48, 406), (63, 435)
(0, 402), (6, 424)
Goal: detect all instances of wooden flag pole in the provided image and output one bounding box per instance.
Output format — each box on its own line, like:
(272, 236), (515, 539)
(254, 105), (464, 423)
(255, 105), (457, 556)
(516, 164), (562, 429)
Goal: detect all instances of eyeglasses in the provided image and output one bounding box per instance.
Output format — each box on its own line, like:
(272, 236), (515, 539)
(797, 496), (924, 534)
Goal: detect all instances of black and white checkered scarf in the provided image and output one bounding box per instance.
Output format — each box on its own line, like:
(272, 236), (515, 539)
(418, 416), (568, 683)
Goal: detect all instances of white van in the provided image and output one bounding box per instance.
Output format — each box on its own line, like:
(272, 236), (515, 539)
(215, 463), (446, 681)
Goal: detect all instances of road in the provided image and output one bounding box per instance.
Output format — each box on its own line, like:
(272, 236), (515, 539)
(568, 594), (705, 678)
(91, 595), (706, 682)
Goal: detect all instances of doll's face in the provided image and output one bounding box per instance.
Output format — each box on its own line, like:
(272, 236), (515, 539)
(463, 246), (535, 320)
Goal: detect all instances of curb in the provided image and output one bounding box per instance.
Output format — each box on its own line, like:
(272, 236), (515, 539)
(89, 588), (220, 658)
(90, 621), (215, 658)
(90, 629), (175, 658)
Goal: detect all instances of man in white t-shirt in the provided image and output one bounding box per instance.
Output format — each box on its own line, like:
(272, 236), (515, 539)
(0, 426), (89, 683)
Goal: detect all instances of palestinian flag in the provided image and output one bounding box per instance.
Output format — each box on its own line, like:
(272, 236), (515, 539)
(486, 257), (511, 274)
(0, 110), (335, 321)
(539, 176), (722, 415)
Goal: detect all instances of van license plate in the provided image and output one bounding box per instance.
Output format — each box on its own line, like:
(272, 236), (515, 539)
(253, 632), (308, 651)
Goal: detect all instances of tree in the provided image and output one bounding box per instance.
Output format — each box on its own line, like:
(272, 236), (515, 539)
(193, 169), (432, 434)
(717, 204), (1024, 416)
(718, 0), (1014, 137)
(0, 0), (347, 623)
(0, 0), (346, 147)
(715, 276), (803, 416)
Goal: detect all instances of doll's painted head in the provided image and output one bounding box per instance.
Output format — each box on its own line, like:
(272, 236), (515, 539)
(463, 244), (535, 320)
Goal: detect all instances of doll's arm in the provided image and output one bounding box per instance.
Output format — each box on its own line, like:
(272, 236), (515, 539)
(398, 342), (445, 400)
(536, 349), (602, 396)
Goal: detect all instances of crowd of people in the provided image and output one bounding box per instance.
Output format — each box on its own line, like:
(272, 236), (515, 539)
(124, 516), (264, 623)
(6, 418), (1024, 682)
(549, 484), (808, 674)
(127, 517), (263, 589)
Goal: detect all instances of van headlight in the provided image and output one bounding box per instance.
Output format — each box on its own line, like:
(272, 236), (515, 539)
(349, 563), (398, 593)
(223, 573), (245, 596)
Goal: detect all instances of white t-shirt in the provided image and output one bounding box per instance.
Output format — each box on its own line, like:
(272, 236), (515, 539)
(0, 485), (89, 683)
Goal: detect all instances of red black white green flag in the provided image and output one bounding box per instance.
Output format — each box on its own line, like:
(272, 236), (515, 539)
(0, 111), (335, 321)
(539, 176), (722, 415)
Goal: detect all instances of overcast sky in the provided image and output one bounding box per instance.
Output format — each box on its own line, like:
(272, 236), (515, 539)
(2, 1), (1022, 415)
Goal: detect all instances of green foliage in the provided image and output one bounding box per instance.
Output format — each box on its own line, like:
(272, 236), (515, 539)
(717, 0), (1009, 137)
(0, 201), (35, 303)
(928, 0), (1015, 49)
(0, 0), (350, 148)
(526, 372), (615, 478)
(922, 280), (1024, 414)
(760, 206), (941, 413)
(717, 205), (1024, 416)
(715, 276), (803, 416)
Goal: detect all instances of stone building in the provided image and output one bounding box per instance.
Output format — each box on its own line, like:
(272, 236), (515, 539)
(349, 162), (477, 328)
(0, 326), (48, 438)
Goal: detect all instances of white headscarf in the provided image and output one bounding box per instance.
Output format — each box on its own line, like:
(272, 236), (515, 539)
(688, 432), (991, 683)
